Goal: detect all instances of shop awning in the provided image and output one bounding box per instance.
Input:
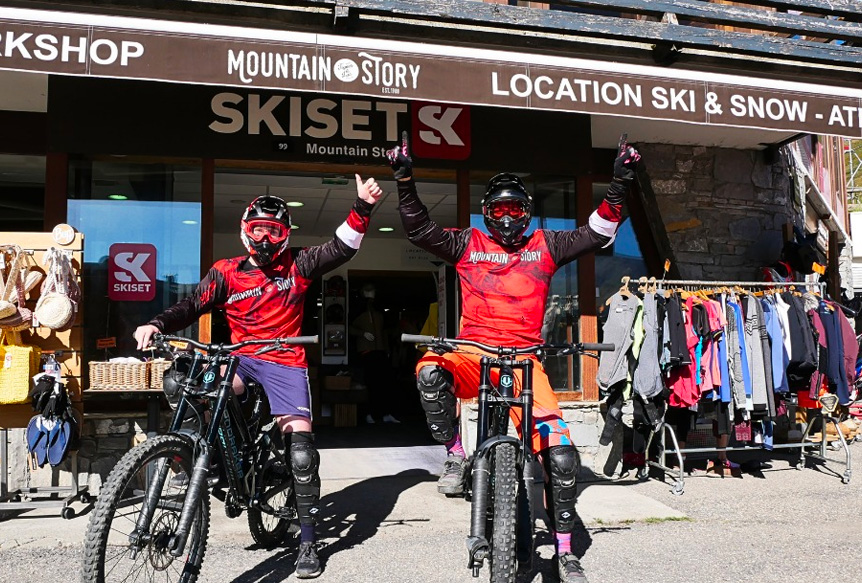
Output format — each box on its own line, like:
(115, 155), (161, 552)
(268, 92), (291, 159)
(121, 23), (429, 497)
(1, 7), (860, 141)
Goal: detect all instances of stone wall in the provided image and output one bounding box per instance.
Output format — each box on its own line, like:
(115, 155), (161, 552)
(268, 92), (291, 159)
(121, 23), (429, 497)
(639, 143), (797, 281)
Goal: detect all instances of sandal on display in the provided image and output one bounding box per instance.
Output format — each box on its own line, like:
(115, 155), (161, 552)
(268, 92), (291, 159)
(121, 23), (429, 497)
(26, 416), (50, 467)
(47, 418), (72, 467)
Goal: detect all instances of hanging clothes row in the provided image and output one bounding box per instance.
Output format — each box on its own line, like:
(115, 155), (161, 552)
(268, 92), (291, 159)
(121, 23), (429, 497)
(597, 277), (854, 492)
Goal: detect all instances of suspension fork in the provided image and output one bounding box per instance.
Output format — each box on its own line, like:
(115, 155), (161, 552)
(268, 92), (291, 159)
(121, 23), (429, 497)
(169, 357), (239, 556)
(130, 354), (207, 546)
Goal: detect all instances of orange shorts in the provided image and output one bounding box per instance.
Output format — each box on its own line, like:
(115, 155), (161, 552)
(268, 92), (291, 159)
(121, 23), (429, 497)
(417, 350), (572, 453)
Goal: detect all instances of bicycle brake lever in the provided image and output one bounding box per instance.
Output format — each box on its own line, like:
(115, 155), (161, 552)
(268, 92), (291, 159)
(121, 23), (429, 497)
(429, 342), (456, 355)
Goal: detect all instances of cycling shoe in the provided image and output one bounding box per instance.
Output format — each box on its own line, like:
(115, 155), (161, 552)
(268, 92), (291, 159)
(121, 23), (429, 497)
(437, 456), (468, 495)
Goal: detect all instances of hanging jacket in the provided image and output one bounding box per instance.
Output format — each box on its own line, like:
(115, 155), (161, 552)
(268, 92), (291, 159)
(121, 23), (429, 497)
(633, 292), (665, 399)
(818, 301), (849, 404)
(745, 295), (769, 414)
(833, 302), (859, 403)
(664, 294), (691, 368)
(761, 297), (790, 395)
(753, 298), (777, 418)
(807, 307), (828, 400)
(783, 291), (817, 384)
(597, 292), (641, 393)
(667, 295), (700, 408)
(725, 301), (748, 410)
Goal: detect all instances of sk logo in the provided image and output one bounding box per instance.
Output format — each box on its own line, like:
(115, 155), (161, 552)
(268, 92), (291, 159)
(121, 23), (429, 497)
(108, 243), (157, 302)
(411, 102), (471, 160)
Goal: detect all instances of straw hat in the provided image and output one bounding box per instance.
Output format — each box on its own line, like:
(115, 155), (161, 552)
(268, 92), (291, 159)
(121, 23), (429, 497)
(0, 300), (15, 320)
(0, 306), (32, 332)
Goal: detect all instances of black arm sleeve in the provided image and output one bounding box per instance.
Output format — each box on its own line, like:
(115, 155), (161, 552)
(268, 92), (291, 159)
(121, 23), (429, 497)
(147, 266), (227, 333)
(294, 198), (374, 280)
(396, 179), (470, 264)
(543, 224), (612, 268)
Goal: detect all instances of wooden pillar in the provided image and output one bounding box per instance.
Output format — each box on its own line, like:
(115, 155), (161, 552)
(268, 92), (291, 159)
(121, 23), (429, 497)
(198, 158), (215, 343)
(577, 176), (598, 401)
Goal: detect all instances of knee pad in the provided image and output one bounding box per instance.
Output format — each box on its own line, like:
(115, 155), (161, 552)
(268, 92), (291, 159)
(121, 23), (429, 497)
(543, 445), (579, 534)
(289, 432), (320, 525)
(416, 366), (457, 443)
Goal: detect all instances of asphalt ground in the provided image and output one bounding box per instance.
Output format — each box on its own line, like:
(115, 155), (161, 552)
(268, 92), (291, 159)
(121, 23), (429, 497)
(0, 421), (860, 583)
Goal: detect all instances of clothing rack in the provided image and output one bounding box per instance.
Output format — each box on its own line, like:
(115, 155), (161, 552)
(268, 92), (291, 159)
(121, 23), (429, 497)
(615, 277), (852, 495)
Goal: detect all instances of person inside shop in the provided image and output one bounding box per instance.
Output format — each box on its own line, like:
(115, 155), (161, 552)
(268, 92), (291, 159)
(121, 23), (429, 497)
(349, 282), (401, 424)
(133, 176), (383, 580)
(385, 131), (641, 583)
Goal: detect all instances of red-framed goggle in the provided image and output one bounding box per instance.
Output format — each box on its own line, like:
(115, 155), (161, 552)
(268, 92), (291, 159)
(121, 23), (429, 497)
(486, 200), (528, 221)
(245, 219), (289, 243)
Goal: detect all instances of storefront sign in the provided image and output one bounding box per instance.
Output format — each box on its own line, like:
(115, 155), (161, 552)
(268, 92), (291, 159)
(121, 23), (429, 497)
(208, 93), (470, 161)
(108, 243), (157, 301)
(4, 7), (860, 137)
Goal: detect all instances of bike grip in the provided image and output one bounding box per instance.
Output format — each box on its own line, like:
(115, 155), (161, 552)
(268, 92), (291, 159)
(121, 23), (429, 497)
(288, 335), (319, 345)
(401, 334), (435, 344)
(582, 343), (615, 352)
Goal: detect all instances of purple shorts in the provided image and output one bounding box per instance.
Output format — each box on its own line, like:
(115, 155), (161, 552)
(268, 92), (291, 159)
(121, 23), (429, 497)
(236, 355), (312, 419)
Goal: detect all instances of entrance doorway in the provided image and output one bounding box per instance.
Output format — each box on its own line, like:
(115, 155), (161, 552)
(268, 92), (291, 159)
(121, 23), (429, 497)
(347, 271), (438, 423)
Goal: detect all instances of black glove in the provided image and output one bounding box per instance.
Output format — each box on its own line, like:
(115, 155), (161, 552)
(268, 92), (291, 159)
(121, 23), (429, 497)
(386, 130), (413, 180)
(613, 144), (641, 183)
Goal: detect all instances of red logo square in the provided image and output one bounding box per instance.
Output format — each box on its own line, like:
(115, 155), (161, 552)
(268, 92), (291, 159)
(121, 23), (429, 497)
(108, 243), (157, 302)
(411, 102), (471, 161)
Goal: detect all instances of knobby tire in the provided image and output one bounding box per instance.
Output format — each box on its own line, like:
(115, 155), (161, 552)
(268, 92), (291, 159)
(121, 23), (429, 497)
(81, 434), (211, 583)
(489, 443), (518, 583)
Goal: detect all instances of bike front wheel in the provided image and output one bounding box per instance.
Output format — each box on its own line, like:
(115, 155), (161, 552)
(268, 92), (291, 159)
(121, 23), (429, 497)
(81, 434), (211, 583)
(489, 443), (518, 583)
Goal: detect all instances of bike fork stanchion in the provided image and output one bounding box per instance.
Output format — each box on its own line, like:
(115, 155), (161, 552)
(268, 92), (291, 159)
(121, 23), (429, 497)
(467, 452), (491, 576)
(169, 445), (212, 556)
(130, 457), (174, 548)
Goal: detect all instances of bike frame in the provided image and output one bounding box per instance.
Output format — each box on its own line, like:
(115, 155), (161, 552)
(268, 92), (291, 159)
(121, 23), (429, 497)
(129, 335), (312, 558)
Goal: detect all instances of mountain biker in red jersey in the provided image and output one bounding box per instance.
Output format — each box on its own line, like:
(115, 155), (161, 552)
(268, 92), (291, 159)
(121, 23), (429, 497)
(133, 175), (383, 579)
(386, 133), (640, 583)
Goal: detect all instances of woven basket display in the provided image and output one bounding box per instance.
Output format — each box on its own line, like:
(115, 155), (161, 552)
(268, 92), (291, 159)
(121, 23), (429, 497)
(89, 361), (149, 390)
(149, 359), (172, 390)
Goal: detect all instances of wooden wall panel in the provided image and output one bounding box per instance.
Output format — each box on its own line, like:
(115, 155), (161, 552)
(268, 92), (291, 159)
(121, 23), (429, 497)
(0, 230), (84, 428)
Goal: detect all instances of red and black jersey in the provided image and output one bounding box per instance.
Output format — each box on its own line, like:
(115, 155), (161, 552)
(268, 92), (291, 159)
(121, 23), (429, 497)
(396, 179), (622, 347)
(148, 198), (374, 367)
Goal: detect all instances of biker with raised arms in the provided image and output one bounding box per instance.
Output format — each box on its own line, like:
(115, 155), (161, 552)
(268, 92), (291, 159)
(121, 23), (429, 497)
(386, 134), (640, 582)
(133, 175), (383, 579)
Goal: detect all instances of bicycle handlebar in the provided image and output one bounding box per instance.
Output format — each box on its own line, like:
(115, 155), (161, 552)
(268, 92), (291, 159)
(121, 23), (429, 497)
(153, 333), (319, 355)
(400, 334), (614, 355)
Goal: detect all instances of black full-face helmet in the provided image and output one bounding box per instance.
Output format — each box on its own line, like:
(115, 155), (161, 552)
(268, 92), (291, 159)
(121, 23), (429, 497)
(482, 173), (533, 247)
(240, 195), (291, 266)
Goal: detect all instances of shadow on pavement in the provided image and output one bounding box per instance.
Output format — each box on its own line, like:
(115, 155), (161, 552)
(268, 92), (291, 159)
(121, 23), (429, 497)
(229, 469), (435, 582)
(316, 469), (436, 558)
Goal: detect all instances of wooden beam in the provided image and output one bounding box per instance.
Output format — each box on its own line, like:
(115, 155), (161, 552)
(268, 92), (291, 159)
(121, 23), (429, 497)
(267, 0), (862, 66)
(555, 0), (862, 42)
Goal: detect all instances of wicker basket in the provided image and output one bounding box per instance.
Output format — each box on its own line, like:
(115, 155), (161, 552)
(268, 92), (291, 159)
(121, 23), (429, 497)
(149, 359), (172, 390)
(89, 361), (149, 390)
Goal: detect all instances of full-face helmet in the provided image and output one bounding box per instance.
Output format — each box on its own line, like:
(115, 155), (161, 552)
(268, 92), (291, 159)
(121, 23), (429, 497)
(481, 173), (532, 247)
(240, 195), (291, 266)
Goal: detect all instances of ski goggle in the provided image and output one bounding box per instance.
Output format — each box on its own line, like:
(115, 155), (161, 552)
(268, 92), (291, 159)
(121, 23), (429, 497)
(486, 200), (528, 221)
(245, 220), (289, 243)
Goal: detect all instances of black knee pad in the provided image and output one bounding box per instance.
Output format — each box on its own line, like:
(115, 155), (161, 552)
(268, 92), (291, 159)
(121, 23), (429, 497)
(416, 365), (457, 443)
(543, 445), (579, 534)
(289, 432), (320, 525)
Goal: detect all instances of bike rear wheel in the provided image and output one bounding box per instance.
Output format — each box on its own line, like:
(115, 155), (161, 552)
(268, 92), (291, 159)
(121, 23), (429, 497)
(488, 443), (518, 583)
(81, 434), (211, 583)
(247, 432), (294, 548)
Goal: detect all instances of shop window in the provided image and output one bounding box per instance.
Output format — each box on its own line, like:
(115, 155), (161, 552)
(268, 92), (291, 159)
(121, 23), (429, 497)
(67, 158), (202, 363)
(0, 154), (45, 231)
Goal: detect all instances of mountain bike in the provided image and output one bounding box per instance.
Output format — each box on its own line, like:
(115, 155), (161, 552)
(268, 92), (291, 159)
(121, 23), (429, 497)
(401, 334), (613, 583)
(81, 332), (317, 583)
